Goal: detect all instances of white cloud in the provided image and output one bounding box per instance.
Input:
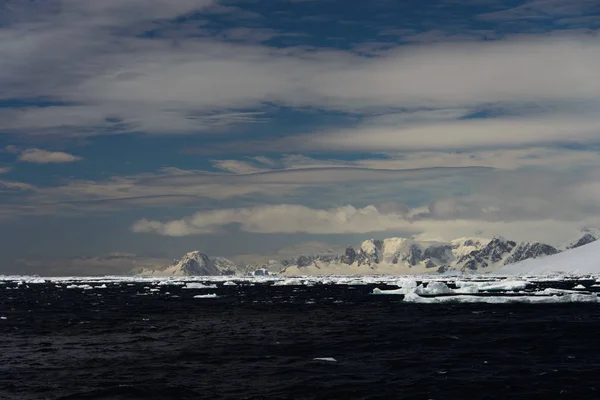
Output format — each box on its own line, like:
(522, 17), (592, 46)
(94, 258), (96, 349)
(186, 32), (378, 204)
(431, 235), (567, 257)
(131, 204), (417, 235)
(291, 113), (600, 152)
(130, 202), (598, 246)
(228, 147), (600, 171)
(3, 145), (600, 217)
(0, 166), (11, 174)
(18, 148), (82, 163)
(1, 0), (600, 141)
(211, 159), (270, 174)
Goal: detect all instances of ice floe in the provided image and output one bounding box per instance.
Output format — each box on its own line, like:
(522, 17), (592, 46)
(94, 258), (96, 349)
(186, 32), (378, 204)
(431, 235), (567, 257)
(2, 273), (600, 304)
(193, 294), (218, 299)
(183, 282), (218, 289)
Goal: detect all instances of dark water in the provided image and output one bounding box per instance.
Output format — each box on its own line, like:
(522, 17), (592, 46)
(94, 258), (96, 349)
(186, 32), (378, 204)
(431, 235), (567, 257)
(1, 280), (600, 400)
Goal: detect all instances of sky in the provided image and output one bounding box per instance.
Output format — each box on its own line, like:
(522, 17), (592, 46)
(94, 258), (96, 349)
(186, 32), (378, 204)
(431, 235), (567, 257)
(1, 0), (600, 275)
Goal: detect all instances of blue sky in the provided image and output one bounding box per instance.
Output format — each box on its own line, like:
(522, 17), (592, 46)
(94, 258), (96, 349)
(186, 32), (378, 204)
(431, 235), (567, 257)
(1, 0), (600, 274)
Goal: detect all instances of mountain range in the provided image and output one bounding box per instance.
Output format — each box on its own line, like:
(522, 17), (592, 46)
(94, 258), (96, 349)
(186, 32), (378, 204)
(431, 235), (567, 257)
(137, 230), (600, 276)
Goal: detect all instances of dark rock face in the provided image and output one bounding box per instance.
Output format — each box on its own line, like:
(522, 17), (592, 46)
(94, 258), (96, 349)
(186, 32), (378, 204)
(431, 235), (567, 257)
(457, 238), (516, 270)
(423, 245), (453, 263)
(400, 244), (422, 266)
(355, 249), (373, 266)
(568, 233), (598, 249)
(296, 255), (313, 268)
(368, 240), (383, 264)
(504, 243), (558, 265)
(341, 247), (357, 265)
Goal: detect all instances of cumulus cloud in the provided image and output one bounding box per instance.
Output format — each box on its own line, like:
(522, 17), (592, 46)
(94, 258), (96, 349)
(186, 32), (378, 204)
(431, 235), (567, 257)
(18, 148), (82, 164)
(130, 202), (599, 246)
(131, 204), (418, 235)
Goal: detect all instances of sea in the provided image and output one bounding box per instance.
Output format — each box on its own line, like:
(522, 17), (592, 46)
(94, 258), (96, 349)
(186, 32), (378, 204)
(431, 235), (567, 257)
(1, 275), (600, 400)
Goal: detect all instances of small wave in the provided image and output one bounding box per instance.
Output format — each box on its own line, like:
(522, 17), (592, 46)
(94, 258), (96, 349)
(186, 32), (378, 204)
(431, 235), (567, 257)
(54, 385), (201, 400)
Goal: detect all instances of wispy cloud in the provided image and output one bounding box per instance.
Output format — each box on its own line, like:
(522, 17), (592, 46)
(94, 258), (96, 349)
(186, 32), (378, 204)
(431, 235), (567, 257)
(290, 113), (600, 152)
(0, 166), (12, 174)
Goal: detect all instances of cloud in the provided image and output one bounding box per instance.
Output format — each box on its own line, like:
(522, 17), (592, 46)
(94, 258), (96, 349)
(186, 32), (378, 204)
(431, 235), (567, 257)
(0, 164), (485, 218)
(479, 0), (600, 22)
(2, 0), (600, 139)
(17, 148), (82, 164)
(3, 144), (600, 218)
(290, 112), (600, 152)
(3, 145), (19, 154)
(129, 202), (599, 246)
(215, 147), (600, 171)
(131, 204), (417, 235)
(0, 167), (12, 174)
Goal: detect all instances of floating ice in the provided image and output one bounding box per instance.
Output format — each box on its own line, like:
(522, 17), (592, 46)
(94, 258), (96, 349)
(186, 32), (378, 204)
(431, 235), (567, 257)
(573, 284), (586, 290)
(313, 357), (337, 362)
(223, 281), (237, 286)
(65, 284), (93, 290)
(193, 294), (218, 298)
(273, 278), (305, 286)
(184, 283), (217, 289)
(416, 281), (454, 295)
(403, 292), (599, 304)
(455, 280), (529, 292)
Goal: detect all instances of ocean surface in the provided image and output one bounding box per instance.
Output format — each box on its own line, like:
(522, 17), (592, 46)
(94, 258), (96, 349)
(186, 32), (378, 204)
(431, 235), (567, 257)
(1, 275), (600, 400)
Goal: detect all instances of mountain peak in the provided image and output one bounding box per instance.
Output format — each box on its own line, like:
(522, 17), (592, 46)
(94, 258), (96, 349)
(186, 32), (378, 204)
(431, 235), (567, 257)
(568, 230), (600, 249)
(139, 250), (239, 276)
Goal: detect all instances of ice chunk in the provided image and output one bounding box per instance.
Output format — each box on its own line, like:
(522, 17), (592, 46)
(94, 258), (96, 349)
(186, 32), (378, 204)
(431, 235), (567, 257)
(455, 280), (529, 292)
(65, 284), (93, 290)
(193, 293), (218, 298)
(313, 357), (337, 362)
(403, 293), (599, 304)
(416, 281), (453, 295)
(184, 282), (218, 289)
(273, 278), (308, 286)
(573, 284), (586, 290)
(372, 278), (419, 295)
(223, 281), (237, 286)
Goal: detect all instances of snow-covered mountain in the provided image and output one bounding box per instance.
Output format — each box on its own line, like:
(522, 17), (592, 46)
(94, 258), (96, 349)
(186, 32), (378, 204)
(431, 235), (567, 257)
(136, 231), (599, 276)
(138, 251), (239, 276)
(277, 236), (558, 275)
(274, 232), (599, 275)
(500, 237), (600, 275)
